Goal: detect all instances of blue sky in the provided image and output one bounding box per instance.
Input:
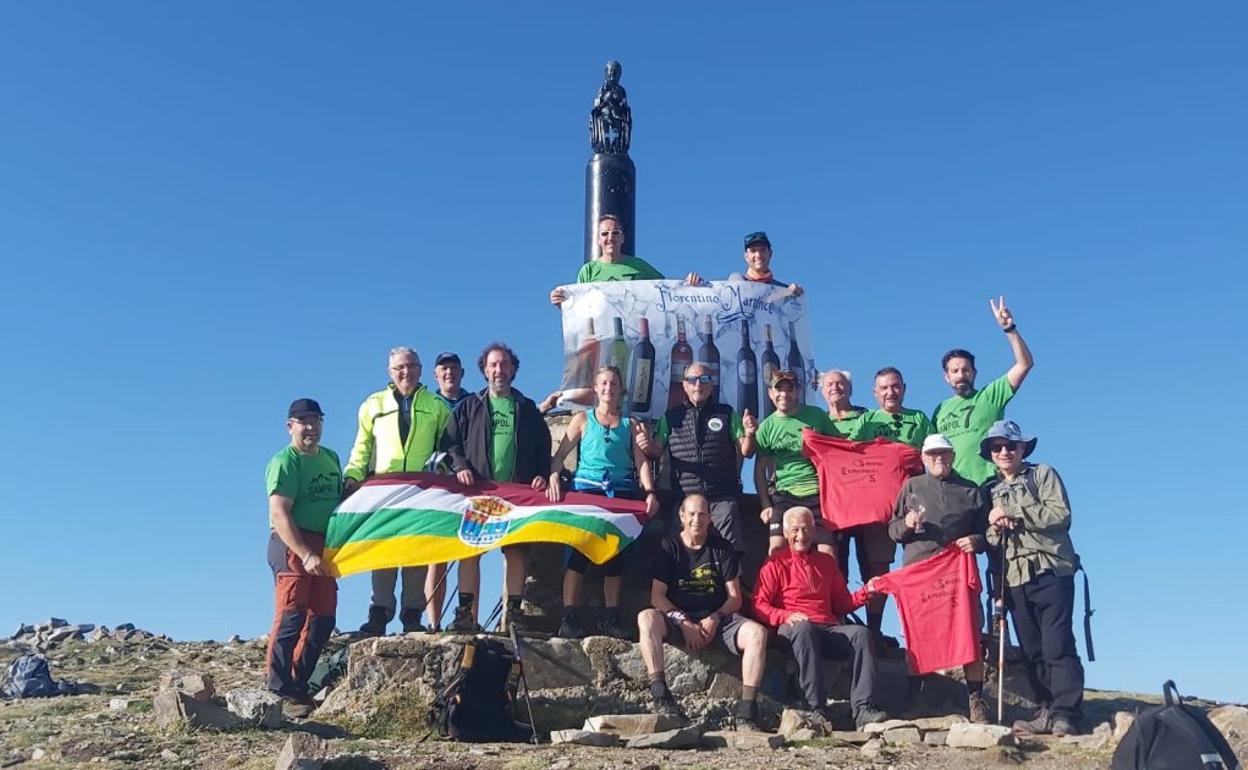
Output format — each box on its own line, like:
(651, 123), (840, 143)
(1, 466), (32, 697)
(1, 3), (1243, 702)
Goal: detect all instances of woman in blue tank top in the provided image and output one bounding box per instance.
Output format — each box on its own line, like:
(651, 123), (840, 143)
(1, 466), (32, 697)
(547, 366), (657, 639)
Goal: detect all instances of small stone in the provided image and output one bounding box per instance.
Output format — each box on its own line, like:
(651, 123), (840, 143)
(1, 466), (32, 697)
(882, 726), (923, 745)
(1060, 722), (1112, 750)
(109, 698), (135, 711)
(859, 737), (883, 758)
(224, 689), (283, 729)
(226, 634), (243, 644)
(158, 670), (215, 701)
(584, 713), (683, 737)
(913, 714), (968, 731)
(275, 733), (324, 770)
(46, 618), (68, 628)
(548, 760), (572, 770)
(549, 729), (621, 747)
(1208, 704), (1248, 761)
(625, 726), (703, 750)
(826, 730), (872, 745)
(701, 730), (785, 749)
(1113, 710), (1137, 741)
(863, 718), (917, 735)
(787, 728), (818, 743)
(31, 747), (47, 761)
(924, 730), (949, 746)
(160, 750), (180, 760)
(778, 708), (832, 739)
(153, 690), (245, 731)
(946, 722), (1015, 749)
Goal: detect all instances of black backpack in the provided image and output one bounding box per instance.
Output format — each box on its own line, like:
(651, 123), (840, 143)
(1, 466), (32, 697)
(430, 637), (530, 742)
(1111, 681), (1241, 770)
(3, 654), (73, 699)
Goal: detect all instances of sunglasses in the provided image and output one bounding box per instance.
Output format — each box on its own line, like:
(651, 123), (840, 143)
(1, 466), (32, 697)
(599, 229), (624, 237)
(990, 441), (1020, 454)
(683, 374), (713, 384)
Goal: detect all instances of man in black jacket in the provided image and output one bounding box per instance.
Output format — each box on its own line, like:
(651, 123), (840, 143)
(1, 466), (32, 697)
(444, 342), (552, 632)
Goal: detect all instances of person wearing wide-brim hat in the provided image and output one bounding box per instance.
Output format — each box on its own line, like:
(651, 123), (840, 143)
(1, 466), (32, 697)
(983, 420), (1085, 737)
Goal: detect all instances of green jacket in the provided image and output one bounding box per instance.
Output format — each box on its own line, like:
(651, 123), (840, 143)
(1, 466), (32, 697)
(985, 463), (1080, 587)
(345, 384), (451, 482)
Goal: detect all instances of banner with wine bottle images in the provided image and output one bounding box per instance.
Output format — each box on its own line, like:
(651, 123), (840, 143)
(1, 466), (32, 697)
(555, 280), (815, 422)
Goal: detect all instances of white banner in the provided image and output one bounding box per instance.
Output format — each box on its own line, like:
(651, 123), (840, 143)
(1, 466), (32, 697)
(555, 280), (817, 421)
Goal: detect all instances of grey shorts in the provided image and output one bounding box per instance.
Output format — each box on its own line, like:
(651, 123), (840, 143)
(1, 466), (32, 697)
(662, 612), (751, 656)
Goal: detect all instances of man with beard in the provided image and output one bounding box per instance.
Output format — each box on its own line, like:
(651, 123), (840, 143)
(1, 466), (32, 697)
(932, 296), (1034, 485)
(685, 231), (804, 295)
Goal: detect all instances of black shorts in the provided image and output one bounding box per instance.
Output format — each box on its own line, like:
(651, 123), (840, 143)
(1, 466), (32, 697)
(768, 491), (833, 544)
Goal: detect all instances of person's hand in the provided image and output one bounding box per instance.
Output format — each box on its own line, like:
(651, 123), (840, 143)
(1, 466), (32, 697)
(546, 474), (563, 502)
(680, 620), (706, 651)
(988, 505), (1015, 530)
(538, 390), (562, 414)
(788, 283), (804, 297)
(905, 510), (924, 530)
(550, 287), (567, 306)
(866, 577), (881, 597)
(990, 295), (1015, 330)
(342, 477), (361, 497)
(633, 420), (653, 454)
(644, 492), (659, 516)
(456, 469), (475, 486)
(955, 536), (977, 553)
(698, 614), (721, 641)
(301, 553), (329, 577)
(684, 272), (704, 286)
(760, 505), (774, 524)
(784, 611), (810, 625)
(531, 475), (548, 491)
(742, 409), (758, 437)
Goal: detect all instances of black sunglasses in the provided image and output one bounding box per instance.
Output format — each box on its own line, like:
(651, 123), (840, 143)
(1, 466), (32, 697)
(990, 441), (1020, 454)
(683, 374), (713, 384)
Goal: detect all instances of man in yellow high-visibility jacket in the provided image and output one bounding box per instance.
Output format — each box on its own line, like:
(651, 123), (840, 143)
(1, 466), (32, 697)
(345, 346), (452, 635)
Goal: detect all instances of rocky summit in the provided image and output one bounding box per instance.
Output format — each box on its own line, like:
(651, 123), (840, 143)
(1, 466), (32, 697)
(1, 619), (1240, 769)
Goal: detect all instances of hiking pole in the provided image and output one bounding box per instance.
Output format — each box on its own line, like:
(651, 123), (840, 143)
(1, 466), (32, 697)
(995, 539), (1009, 724)
(508, 620), (540, 744)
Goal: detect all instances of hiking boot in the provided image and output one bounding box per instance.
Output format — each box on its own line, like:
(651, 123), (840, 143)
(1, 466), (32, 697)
(854, 703), (889, 730)
(596, 610), (628, 640)
(733, 698), (761, 731)
(358, 605), (389, 637)
(1012, 705), (1053, 735)
(505, 607), (538, 636)
(651, 691), (684, 721)
(399, 608), (427, 634)
(448, 604), (481, 633)
(1052, 716), (1078, 737)
(968, 692), (991, 724)
(557, 610), (586, 639)
(281, 694), (316, 719)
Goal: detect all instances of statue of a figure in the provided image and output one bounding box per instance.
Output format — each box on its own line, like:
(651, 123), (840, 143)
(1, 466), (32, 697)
(590, 60), (631, 155)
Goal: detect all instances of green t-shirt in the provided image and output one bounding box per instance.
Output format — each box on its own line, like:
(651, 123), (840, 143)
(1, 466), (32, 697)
(829, 406), (868, 440)
(489, 395), (517, 482)
(932, 374), (1016, 484)
(576, 255), (664, 283)
(655, 409), (745, 443)
(265, 445), (342, 535)
(755, 406), (836, 497)
(857, 408), (935, 449)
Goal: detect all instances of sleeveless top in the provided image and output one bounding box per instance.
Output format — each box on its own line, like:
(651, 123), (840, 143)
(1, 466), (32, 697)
(573, 410), (635, 494)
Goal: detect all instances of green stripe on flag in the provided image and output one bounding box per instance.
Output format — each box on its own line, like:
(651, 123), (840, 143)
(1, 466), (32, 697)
(325, 506), (634, 549)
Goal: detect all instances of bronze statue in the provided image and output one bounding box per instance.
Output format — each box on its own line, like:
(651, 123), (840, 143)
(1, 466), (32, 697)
(590, 60), (631, 156)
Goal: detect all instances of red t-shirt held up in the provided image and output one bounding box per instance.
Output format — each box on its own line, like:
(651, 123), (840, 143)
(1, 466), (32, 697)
(803, 433), (922, 529)
(873, 544), (982, 675)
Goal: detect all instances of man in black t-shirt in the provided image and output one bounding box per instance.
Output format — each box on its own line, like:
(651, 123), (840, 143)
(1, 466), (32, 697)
(636, 494), (769, 729)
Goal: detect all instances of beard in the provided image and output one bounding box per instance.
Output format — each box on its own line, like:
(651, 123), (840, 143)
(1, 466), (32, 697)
(953, 381), (975, 396)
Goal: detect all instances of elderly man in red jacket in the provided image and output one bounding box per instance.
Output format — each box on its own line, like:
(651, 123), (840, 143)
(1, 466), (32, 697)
(752, 506), (888, 728)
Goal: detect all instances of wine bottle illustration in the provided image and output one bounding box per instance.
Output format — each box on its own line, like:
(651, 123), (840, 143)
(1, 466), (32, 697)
(628, 317), (656, 413)
(698, 315), (721, 404)
(736, 319), (758, 417)
(606, 316), (630, 399)
(786, 320), (805, 406)
(575, 318), (600, 389)
(667, 319), (694, 409)
(760, 323), (781, 417)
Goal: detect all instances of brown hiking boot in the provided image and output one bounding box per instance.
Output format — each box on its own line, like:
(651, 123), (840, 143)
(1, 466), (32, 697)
(968, 692), (991, 724)
(1013, 705), (1053, 735)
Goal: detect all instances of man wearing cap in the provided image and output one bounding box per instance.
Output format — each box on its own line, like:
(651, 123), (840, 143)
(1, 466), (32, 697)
(983, 421), (1085, 736)
(264, 398), (342, 717)
(686, 231), (804, 294)
(887, 433), (992, 723)
(550, 215), (665, 306)
(345, 347), (452, 636)
(857, 367), (935, 448)
(752, 506), (889, 728)
(444, 342), (552, 633)
(646, 362), (759, 553)
(432, 352), (469, 412)
(754, 369), (838, 556)
(932, 296), (1035, 485)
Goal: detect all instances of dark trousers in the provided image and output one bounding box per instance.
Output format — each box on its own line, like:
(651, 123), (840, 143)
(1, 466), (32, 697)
(778, 620), (877, 712)
(1007, 571), (1084, 721)
(266, 531), (337, 697)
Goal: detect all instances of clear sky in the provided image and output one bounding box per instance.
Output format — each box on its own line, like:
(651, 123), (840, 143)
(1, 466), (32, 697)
(1, 3), (1243, 702)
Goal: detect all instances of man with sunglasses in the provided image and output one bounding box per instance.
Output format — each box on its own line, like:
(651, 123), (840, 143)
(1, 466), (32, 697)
(345, 347), (453, 636)
(646, 362), (758, 552)
(550, 215), (664, 306)
(932, 296), (1035, 485)
(982, 421), (1085, 737)
(755, 370), (839, 556)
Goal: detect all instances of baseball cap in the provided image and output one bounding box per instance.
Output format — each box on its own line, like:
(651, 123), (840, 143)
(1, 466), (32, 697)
(287, 398), (324, 418)
(434, 351), (461, 367)
(921, 434), (955, 454)
(979, 420), (1038, 460)
(768, 369), (798, 388)
(744, 231), (771, 249)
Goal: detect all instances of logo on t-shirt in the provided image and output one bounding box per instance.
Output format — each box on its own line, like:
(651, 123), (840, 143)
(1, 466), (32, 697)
(307, 471), (341, 499)
(459, 495), (513, 548)
(706, 417), (724, 432)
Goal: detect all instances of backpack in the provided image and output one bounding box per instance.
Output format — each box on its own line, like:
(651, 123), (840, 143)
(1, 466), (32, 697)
(429, 637), (530, 742)
(3, 654), (72, 698)
(307, 646), (348, 696)
(1111, 681), (1241, 770)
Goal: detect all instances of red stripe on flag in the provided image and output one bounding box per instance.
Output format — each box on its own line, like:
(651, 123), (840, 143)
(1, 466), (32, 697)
(360, 471), (650, 520)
